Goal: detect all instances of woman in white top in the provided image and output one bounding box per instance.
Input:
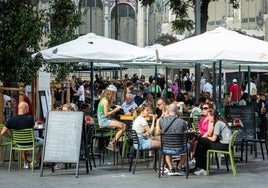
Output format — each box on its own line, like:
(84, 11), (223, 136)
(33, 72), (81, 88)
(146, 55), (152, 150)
(132, 104), (160, 150)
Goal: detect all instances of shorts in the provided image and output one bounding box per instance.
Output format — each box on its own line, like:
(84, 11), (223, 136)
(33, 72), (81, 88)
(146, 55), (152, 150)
(16, 137), (44, 148)
(163, 143), (190, 155)
(97, 114), (111, 128)
(35, 137), (44, 147)
(133, 136), (151, 150)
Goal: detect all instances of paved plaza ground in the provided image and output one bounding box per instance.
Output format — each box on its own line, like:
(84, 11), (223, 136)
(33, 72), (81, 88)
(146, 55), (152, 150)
(1, 151), (268, 188)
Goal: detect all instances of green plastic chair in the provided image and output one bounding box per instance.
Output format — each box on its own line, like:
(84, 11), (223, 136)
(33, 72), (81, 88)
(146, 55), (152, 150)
(206, 130), (238, 177)
(0, 124), (11, 164)
(8, 128), (36, 172)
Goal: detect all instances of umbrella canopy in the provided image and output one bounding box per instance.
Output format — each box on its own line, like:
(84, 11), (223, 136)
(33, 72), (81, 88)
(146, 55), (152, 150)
(32, 33), (155, 63)
(157, 27), (268, 63)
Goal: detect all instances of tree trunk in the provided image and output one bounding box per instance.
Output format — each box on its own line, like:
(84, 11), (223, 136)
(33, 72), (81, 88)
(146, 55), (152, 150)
(201, 0), (210, 33)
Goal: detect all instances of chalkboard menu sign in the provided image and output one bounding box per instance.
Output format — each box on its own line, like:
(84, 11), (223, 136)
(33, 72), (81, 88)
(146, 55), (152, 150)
(40, 111), (83, 177)
(225, 105), (256, 145)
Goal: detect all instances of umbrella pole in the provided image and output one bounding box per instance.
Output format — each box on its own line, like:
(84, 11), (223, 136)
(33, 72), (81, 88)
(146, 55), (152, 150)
(238, 65), (241, 104)
(90, 61), (94, 117)
(247, 66), (251, 101)
(213, 61), (216, 105)
(218, 60), (222, 114)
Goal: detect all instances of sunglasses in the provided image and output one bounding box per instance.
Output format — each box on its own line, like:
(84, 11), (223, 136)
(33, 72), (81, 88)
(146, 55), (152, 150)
(201, 107), (209, 110)
(157, 103), (163, 106)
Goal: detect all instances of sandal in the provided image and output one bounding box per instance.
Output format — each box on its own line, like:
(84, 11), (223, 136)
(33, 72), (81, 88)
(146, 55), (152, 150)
(106, 143), (118, 152)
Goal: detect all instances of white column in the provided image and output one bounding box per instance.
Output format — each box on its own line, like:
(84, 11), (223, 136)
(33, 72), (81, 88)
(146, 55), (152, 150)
(136, 2), (145, 47)
(104, 1), (110, 37)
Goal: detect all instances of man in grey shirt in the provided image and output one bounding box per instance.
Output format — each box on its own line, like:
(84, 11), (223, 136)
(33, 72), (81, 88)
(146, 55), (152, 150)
(156, 104), (189, 176)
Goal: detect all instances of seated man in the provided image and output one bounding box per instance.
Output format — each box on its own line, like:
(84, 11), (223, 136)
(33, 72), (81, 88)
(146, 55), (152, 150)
(121, 93), (138, 114)
(155, 103), (190, 176)
(134, 90), (144, 106)
(1, 102), (43, 169)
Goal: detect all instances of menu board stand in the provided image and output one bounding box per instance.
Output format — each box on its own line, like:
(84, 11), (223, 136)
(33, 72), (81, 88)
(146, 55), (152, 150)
(40, 111), (87, 178)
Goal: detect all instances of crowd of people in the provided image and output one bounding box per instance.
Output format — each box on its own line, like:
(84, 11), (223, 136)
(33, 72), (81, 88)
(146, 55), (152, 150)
(1, 71), (267, 177)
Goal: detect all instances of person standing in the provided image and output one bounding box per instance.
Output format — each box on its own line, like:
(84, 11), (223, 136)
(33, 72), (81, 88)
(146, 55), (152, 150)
(184, 77), (192, 93)
(202, 78), (213, 97)
(74, 79), (85, 109)
(245, 79), (257, 95)
(229, 79), (243, 105)
(97, 85), (126, 151)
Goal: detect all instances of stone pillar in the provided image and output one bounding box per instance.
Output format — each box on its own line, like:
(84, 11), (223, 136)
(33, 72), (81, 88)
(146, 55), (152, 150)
(136, 2), (145, 47)
(104, 1), (110, 37)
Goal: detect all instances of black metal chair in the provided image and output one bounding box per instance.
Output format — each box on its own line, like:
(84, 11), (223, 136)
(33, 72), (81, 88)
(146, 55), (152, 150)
(158, 133), (189, 179)
(86, 125), (96, 168)
(241, 117), (268, 163)
(128, 130), (157, 174)
(93, 127), (113, 165)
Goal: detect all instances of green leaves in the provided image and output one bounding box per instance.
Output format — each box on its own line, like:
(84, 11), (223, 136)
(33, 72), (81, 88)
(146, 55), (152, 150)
(140, 0), (238, 34)
(0, 0), (44, 86)
(44, 0), (82, 81)
(140, 0), (155, 6)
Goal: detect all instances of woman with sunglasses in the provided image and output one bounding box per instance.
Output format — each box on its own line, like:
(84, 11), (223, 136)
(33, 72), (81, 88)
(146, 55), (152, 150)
(189, 102), (214, 160)
(194, 109), (232, 175)
(198, 102), (215, 137)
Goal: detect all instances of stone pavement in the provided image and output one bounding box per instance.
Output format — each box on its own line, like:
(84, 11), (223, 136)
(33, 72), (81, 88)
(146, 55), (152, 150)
(1, 152), (268, 188)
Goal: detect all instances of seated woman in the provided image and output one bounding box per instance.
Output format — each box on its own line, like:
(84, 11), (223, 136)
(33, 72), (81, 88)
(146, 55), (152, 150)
(194, 109), (232, 175)
(97, 85), (126, 152)
(132, 104), (160, 150)
(189, 102), (215, 160)
(198, 102), (215, 137)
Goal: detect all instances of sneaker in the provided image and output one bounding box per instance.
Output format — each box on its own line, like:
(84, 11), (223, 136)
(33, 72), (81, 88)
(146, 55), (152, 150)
(158, 166), (169, 174)
(194, 168), (206, 175)
(167, 168), (176, 176)
(23, 163), (29, 169)
(54, 163), (64, 170)
(106, 144), (118, 152)
(175, 169), (185, 176)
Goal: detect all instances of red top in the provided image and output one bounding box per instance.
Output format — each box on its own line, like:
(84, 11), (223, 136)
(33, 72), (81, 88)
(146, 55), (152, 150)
(229, 84), (243, 101)
(198, 117), (209, 136)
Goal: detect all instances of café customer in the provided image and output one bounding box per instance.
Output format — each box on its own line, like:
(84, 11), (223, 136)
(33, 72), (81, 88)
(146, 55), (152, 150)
(97, 85), (126, 151)
(1, 102), (43, 169)
(194, 109), (232, 175)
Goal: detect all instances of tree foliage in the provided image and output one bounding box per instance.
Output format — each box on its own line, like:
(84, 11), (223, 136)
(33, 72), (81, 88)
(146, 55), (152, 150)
(140, 0), (239, 34)
(0, 0), (44, 86)
(43, 0), (82, 81)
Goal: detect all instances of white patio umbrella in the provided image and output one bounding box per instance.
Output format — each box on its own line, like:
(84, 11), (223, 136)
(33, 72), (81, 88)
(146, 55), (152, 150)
(157, 27), (268, 64)
(32, 33), (155, 63)
(32, 33), (156, 118)
(157, 27), (268, 112)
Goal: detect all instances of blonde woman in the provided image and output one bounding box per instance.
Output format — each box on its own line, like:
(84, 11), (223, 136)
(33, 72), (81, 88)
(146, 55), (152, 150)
(97, 85), (126, 151)
(132, 104), (160, 150)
